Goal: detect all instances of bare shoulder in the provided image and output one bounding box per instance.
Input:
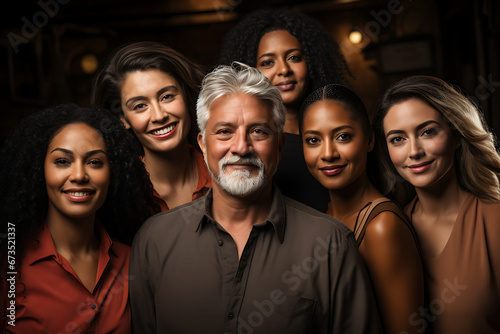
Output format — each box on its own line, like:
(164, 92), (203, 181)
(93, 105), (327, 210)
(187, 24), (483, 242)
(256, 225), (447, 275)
(360, 210), (421, 274)
(361, 210), (419, 261)
(364, 211), (412, 242)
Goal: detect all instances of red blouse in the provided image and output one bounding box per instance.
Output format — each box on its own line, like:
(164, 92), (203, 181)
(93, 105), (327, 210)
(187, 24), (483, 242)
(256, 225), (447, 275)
(3, 223), (131, 334)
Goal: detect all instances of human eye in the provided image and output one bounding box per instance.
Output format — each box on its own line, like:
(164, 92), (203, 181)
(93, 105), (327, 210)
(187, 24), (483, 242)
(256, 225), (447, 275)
(54, 158), (70, 166)
(388, 136), (405, 145)
(215, 128), (233, 140)
(132, 103), (147, 111)
(288, 54), (303, 62)
(336, 133), (352, 142)
(88, 159), (104, 168)
(251, 127), (270, 140)
(215, 129), (233, 141)
(258, 59), (274, 67)
(305, 136), (320, 145)
(161, 93), (175, 102)
(421, 128), (437, 137)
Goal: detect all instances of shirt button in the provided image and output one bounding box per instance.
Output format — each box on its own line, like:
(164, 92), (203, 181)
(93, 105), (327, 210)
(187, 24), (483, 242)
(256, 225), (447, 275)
(218, 240), (224, 246)
(228, 312), (234, 320)
(91, 304), (97, 310)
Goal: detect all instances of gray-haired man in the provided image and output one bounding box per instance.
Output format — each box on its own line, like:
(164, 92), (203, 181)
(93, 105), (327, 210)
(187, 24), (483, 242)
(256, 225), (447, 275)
(129, 63), (382, 333)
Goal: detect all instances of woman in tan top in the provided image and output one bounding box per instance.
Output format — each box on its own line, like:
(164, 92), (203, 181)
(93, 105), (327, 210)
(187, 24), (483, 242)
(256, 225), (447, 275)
(300, 84), (424, 334)
(373, 75), (500, 334)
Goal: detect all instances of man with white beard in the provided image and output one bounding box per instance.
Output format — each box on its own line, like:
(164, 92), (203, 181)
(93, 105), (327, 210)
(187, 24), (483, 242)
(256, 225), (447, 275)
(129, 63), (382, 334)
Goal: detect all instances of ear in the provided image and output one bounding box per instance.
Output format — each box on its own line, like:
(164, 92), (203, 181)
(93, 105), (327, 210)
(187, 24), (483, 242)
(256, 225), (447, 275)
(120, 114), (131, 130)
(197, 132), (207, 158)
(367, 132), (375, 152)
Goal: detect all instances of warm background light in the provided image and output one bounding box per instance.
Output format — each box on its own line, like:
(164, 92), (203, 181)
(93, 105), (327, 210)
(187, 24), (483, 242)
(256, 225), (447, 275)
(349, 30), (363, 44)
(81, 54), (99, 74)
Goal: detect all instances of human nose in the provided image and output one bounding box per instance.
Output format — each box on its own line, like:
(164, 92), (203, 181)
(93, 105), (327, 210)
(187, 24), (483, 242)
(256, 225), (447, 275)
(69, 162), (89, 183)
(320, 140), (338, 161)
(150, 102), (168, 123)
(409, 138), (425, 159)
(231, 129), (253, 157)
(277, 59), (292, 77)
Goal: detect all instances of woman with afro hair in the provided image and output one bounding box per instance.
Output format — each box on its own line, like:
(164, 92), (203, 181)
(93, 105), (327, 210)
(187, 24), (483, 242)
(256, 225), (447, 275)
(0, 104), (157, 333)
(220, 9), (351, 211)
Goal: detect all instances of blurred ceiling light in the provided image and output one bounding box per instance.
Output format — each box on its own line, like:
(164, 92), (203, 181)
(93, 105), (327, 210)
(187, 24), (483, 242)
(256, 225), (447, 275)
(81, 54), (99, 74)
(349, 29), (363, 44)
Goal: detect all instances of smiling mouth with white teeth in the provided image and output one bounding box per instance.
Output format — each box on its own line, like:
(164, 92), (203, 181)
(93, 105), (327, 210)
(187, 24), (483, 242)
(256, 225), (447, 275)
(65, 191), (93, 196)
(151, 123), (176, 136)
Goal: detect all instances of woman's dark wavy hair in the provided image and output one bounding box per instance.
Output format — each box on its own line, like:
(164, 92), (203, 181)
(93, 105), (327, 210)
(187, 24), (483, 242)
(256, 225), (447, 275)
(299, 84), (380, 185)
(0, 104), (159, 283)
(90, 41), (205, 149)
(219, 9), (351, 96)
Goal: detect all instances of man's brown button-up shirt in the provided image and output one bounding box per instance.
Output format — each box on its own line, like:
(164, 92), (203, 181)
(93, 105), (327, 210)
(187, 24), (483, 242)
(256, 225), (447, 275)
(130, 187), (382, 333)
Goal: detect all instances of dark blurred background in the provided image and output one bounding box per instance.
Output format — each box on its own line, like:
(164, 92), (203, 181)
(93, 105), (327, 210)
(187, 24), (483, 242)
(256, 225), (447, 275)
(1, 0), (499, 143)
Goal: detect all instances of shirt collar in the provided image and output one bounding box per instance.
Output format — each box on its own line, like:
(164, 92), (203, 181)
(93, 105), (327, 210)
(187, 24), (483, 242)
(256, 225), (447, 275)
(195, 185), (286, 243)
(24, 224), (56, 265)
(24, 221), (116, 266)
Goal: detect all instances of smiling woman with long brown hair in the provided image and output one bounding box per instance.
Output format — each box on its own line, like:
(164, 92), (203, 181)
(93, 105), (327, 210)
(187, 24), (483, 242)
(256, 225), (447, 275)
(373, 75), (500, 334)
(92, 41), (211, 211)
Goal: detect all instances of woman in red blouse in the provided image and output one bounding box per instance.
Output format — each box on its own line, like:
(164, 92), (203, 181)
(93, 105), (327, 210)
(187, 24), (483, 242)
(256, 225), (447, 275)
(0, 104), (155, 333)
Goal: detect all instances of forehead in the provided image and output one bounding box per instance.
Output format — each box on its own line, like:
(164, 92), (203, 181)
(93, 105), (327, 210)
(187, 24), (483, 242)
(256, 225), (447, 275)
(384, 98), (445, 129)
(208, 93), (273, 125)
(305, 100), (356, 123)
(49, 123), (105, 150)
(258, 29), (302, 52)
(121, 69), (178, 93)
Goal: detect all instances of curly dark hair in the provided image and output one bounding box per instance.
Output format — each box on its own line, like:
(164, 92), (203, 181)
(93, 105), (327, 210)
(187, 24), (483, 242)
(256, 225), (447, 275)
(0, 104), (158, 280)
(90, 41), (205, 149)
(219, 8), (351, 96)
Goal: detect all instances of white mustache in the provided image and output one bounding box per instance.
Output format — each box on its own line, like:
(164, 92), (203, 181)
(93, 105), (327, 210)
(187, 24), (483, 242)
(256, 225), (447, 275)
(219, 155), (264, 171)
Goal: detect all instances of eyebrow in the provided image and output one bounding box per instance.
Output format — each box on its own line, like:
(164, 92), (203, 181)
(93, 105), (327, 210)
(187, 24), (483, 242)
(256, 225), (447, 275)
(385, 120), (440, 138)
(257, 48), (303, 60)
(212, 121), (272, 129)
(125, 85), (178, 107)
(50, 148), (107, 157)
(304, 125), (354, 136)
(212, 122), (235, 129)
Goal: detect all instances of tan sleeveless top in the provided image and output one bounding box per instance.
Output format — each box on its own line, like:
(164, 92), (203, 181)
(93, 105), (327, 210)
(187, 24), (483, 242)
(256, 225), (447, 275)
(406, 194), (500, 334)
